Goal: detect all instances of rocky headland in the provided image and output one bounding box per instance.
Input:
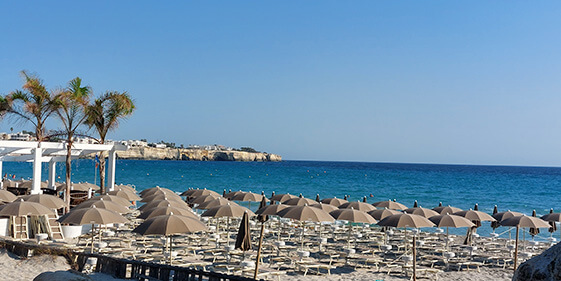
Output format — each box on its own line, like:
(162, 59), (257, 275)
(114, 147), (282, 162)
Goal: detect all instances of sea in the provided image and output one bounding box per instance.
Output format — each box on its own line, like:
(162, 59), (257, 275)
(4, 159), (561, 239)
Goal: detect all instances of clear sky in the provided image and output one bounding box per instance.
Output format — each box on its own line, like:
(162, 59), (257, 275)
(1, 1), (561, 166)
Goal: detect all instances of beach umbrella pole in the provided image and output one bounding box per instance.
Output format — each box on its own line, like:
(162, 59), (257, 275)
(253, 221), (265, 279)
(91, 223), (95, 253)
(514, 225), (519, 272)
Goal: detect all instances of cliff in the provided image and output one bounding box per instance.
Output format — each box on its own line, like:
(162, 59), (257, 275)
(114, 147), (282, 162)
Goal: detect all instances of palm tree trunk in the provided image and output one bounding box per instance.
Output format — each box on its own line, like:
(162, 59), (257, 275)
(99, 157), (106, 194)
(65, 141), (72, 212)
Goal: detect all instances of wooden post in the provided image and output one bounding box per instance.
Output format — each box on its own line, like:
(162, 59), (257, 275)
(514, 225), (519, 272)
(253, 222), (265, 279)
(413, 235), (417, 281)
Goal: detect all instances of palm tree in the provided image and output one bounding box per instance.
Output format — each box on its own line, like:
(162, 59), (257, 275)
(86, 91), (135, 194)
(5, 71), (59, 141)
(55, 77), (92, 211)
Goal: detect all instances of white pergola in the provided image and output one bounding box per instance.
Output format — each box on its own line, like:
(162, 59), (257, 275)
(0, 140), (128, 194)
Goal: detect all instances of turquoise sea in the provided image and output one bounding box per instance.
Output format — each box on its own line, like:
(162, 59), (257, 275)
(4, 159), (561, 238)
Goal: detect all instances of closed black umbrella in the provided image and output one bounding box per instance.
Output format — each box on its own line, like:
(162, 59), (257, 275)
(235, 211), (252, 251)
(529, 210), (540, 236)
(491, 205), (500, 230)
(254, 196), (268, 279)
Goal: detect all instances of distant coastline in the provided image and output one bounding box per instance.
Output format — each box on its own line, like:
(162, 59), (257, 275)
(111, 146), (282, 162)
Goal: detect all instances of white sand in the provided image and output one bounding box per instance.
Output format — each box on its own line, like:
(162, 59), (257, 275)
(0, 247), (514, 281)
(0, 249), (69, 281)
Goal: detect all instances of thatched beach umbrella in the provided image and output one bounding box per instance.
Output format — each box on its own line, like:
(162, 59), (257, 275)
(377, 213), (435, 281)
(373, 200), (407, 210)
(133, 213), (207, 264)
(500, 215), (550, 272)
(339, 201), (376, 212)
(20, 194), (66, 209)
(320, 197), (348, 207)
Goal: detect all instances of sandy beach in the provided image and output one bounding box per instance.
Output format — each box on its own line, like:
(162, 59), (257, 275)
(0, 245), (514, 281)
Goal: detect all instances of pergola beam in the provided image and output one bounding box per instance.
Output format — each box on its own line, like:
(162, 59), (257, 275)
(0, 140), (128, 194)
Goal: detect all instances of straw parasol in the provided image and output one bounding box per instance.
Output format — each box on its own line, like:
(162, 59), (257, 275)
(433, 205), (463, 215)
(339, 201), (376, 212)
(405, 207), (439, 218)
(108, 189), (141, 201)
(0, 190), (17, 202)
(20, 194), (65, 209)
(368, 208), (402, 220)
(74, 199), (131, 214)
(139, 205), (198, 220)
(138, 199), (190, 212)
(373, 200), (408, 210)
(377, 213), (435, 281)
(58, 206), (128, 253)
(133, 213), (207, 264)
(320, 197), (348, 207)
(500, 215), (550, 272)
(282, 197), (317, 206)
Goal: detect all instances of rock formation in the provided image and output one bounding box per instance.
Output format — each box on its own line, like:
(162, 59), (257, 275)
(114, 147), (282, 162)
(513, 242), (561, 280)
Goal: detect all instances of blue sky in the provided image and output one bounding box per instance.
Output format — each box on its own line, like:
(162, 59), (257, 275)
(1, 1), (561, 166)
